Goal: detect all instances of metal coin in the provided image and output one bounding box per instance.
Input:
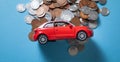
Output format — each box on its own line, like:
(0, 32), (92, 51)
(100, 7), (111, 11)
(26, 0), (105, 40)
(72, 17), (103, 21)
(36, 6), (45, 17)
(25, 3), (37, 15)
(80, 6), (91, 14)
(88, 20), (98, 29)
(88, 10), (98, 20)
(16, 4), (26, 13)
(69, 4), (78, 11)
(68, 45), (78, 56)
(99, 0), (106, 5)
(70, 17), (81, 26)
(28, 8), (36, 15)
(79, 11), (89, 19)
(100, 7), (110, 16)
(53, 8), (62, 18)
(79, 18), (88, 26)
(88, 1), (98, 10)
(30, 0), (40, 9)
(24, 15), (34, 24)
(45, 12), (52, 21)
(38, 0), (44, 5)
(60, 10), (74, 22)
(75, 0), (81, 3)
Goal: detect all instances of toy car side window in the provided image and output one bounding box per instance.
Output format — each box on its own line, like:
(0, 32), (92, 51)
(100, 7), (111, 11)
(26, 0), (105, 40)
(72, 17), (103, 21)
(54, 22), (69, 27)
(44, 22), (54, 28)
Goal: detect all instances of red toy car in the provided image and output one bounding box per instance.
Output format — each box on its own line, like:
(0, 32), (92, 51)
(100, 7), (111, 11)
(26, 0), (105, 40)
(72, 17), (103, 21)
(33, 21), (93, 44)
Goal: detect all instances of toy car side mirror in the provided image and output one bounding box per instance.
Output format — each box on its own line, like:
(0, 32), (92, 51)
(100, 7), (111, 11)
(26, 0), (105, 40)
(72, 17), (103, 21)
(69, 24), (73, 28)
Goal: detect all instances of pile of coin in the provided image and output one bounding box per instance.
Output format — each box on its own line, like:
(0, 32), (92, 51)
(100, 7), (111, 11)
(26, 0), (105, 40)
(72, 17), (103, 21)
(16, 0), (110, 56)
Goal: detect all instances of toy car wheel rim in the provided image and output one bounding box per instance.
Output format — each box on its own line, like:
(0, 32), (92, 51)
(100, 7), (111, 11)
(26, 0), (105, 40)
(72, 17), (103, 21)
(78, 31), (87, 41)
(38, 35), (47, 44)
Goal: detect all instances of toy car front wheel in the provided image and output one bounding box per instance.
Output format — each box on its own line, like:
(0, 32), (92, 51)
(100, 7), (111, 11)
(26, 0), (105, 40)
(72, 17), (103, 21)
(38, 34), (48, 44)
(77, 31), (87, 41)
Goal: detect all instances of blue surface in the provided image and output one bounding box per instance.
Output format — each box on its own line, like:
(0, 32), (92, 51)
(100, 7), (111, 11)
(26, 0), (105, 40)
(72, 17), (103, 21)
(0, 0), (120, 62)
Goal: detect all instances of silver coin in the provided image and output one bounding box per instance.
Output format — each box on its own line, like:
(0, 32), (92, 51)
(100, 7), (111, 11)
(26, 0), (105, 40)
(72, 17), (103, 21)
(80, 6), (91, 14)
(100, 7), (110, 16)
(88, 21), (98, 29)
(24, 15), (34, 24)
(37, 12), (45, 17)
(30, 0), (40, 9)
(45, 12), (52, 21)
(99, 0), (107, 5)
(69, 4), (78, 11)
(25, 3), (37, 15)
(88, 11), (98, 20)
(16, 4), (26, 13)
(60, 10), (74, 22)
(68, 45), (78, 56)
(75, 0), (81, 3)
(38, 0), (44, 5)
(28, 8), (36, 15)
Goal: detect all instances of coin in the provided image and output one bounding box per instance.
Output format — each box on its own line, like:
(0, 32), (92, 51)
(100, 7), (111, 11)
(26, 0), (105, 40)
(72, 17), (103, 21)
(44, 12), (52, 21)
(60, 10), (74, 22)
(80, 0), (90, 6)
(80, 6), (91, 14)
(49, 3), (56, 8)
(30, 0), (40, 9)
(42, 4), (49, 13)
(16, 4), (26, 13)
(100, 7), (110, 16)
(28, 31), (34, 41)
(88, 10), (98, 20)
(88, 1), (98, 10)
(25, 3), (37, 15)
(79, 11), (89, 19)
(36, 6), (45, 17)
(79, 18), (88, 26)
(70, 17), (81, 26)
(28, 8), (37, 15)
(53, 8), (62, 18)
(38, 0), (44, 5)
(56, 0), (67, 6)
(99, 0), (106, 5)
(24, 15), (34, 24)
(75, 0), (81, 3)
(69, 4), (78, 11)
(88, 20), (98, 29)
(53, 3), (60, 8)
(68, 45), (78, 56)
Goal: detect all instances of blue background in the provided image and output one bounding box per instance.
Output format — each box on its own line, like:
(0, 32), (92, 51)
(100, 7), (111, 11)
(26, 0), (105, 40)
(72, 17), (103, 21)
(0, 0), (120, 62)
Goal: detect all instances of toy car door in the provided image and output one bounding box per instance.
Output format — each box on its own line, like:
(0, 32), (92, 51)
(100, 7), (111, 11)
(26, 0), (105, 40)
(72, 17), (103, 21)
(54, 22), (74, 39)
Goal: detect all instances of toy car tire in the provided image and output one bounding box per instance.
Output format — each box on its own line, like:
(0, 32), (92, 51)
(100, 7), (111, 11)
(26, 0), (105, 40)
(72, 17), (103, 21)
(38, 34), (48, 44)
(77, 31), (87, 41)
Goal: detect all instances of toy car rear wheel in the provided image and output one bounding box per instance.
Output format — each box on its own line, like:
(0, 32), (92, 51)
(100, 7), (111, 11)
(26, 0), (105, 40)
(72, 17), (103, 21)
(77, 31), (87, 41)
(38, 34), (48, 44)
